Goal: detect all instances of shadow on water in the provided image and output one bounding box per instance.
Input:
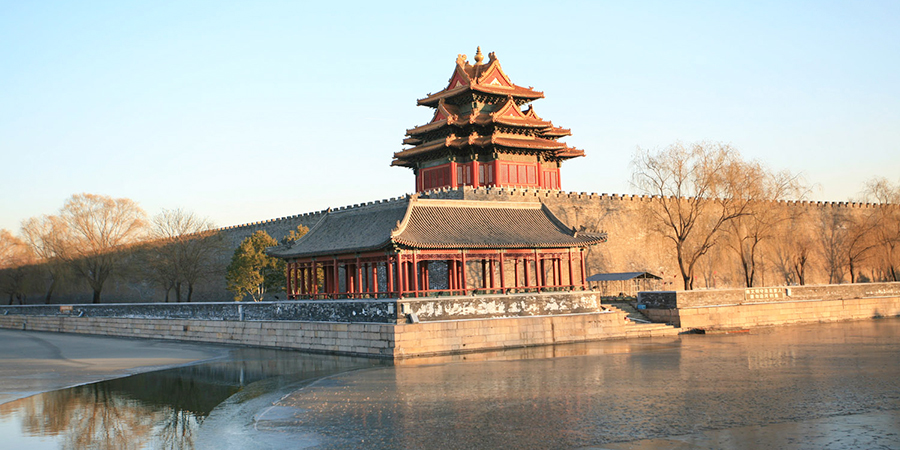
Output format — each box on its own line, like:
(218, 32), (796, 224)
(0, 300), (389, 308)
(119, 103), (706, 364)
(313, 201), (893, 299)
(0, 348), (383, 450)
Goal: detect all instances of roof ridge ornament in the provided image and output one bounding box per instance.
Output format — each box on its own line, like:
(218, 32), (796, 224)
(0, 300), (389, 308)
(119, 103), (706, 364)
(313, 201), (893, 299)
(474, 46), (484, 65)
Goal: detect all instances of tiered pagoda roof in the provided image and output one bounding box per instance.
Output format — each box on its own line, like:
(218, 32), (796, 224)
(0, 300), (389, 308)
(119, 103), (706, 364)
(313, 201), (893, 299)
(392, 48), (585, 169)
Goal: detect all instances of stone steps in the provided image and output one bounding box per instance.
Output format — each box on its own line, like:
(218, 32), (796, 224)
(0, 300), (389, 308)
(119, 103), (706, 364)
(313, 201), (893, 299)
(603, 305), (681, 337)
(605, 301), (652, 323)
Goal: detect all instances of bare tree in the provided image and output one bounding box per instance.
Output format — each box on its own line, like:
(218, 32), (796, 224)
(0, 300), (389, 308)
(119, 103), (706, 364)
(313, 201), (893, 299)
(863, 177), (900, 281)
(0, 229), (37, 305)
(725, 169), (807, 287)
(768, 205), (814, 285)
(843, 208), (878, 283)
(138, 241), (180, 302)
(818, 207), (848, 284)
(53, 194), (147, 303)
(20, 215), (71, 303)
(697, 243), (729, 289)
(631, 142), (758, 290)
(148, 209), (223, 302)
(815, 205), (876, 284)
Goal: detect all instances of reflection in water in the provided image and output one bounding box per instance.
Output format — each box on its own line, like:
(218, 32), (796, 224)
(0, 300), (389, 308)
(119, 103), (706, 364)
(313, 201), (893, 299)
(274, 319), (900, 449)
(0, 348), (381, 450)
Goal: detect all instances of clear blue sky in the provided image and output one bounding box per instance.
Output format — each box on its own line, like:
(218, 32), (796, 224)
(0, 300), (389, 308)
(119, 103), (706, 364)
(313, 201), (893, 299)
(2, 1), (899, 232)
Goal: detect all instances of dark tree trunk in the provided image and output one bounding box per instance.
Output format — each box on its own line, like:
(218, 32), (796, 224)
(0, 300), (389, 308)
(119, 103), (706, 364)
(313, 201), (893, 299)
(44, 278), (56, 304)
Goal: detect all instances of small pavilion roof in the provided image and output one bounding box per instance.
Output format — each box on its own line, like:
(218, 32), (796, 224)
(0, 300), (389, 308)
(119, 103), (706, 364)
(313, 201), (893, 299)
(268, 198), (607, 259)
(586, 272), (662, 282)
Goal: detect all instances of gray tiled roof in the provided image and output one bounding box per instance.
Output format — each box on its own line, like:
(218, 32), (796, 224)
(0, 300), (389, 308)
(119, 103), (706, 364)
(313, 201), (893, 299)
(267, 199), (408, 259)
(268, 197), (607, 259)
(586, 272), (662, 282)
(392, 199), (607, 249)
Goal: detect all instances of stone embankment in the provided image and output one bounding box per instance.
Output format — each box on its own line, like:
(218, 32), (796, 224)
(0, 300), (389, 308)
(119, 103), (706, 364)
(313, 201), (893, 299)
(638, 282), (900, 330)
(4, 282), (894, 359)
(0, 291), (678, 359)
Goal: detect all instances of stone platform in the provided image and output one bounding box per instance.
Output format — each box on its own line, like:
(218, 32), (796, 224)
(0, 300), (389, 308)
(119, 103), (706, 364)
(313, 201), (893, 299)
(0, 291), (679, 359)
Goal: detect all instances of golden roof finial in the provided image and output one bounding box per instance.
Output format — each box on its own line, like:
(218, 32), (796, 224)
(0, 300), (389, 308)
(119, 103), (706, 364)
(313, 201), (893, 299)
(474, 46), (484, 65)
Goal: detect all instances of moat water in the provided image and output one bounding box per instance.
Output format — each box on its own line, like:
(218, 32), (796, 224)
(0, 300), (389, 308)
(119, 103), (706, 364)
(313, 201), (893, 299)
(2, 318), (899, 449)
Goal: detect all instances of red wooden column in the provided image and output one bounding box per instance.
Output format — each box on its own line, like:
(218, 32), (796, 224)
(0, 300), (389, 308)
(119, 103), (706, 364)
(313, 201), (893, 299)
(447, 260), (455, 292)
(372, 262), (378, 295)
(411, 252), (419, 297)
(420, 261), (429, 295)
(534, 249), (542, 291)
(356, 257), (363, 297)
(387, 255), (396, 297)
(472, 160), (480, 188)
(579, 249), (587, 288)
(539, 258), (545, 289)
(450, 161), (458, 188)
(568, 249), (575, 289)
(524, 255), (531, 289)
(398, 257), (406, 297)
(488, 257), (495, 290)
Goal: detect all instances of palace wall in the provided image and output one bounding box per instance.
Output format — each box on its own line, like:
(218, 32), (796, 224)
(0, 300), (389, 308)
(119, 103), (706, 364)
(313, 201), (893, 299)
(11, 188), (892, 304)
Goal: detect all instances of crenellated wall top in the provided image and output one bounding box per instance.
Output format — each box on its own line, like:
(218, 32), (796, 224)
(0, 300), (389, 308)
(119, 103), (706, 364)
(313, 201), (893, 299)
(220, 186), (896, 233)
